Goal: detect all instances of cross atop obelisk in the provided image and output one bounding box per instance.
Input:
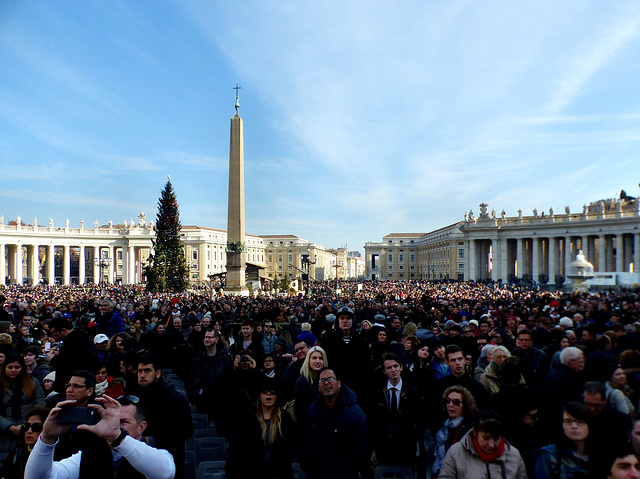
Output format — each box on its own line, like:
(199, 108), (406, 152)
(225, 84), (248, 295)
(233, 83), (241, 114)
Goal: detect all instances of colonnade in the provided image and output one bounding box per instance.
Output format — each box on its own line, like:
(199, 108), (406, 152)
(467, 233), (640, 283)
(0, 242), (146, 285)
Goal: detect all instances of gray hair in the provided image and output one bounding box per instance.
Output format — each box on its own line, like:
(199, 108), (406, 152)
(560, 346), (583, 365)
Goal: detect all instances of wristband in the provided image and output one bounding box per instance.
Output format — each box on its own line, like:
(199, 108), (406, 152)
(109, 428), (128, 448)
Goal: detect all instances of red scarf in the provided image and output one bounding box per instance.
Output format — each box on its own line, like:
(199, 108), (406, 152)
(471, 431), (505, 463)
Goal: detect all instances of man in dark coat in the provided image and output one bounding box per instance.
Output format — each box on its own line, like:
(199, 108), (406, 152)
(320, 306), (371, 396)
(536, 346), (585, 438)
(431, 344), (489, 426)
(134, 353), (193, 479)
(366, 353), (424, 470)
(95, 300), (126, 338)
(189, 329), (231, 434)
(512, 328), (550, 389)
(305, 368), (371, 479)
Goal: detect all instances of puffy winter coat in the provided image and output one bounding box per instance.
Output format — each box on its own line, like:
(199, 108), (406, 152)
(439, 429), (528, 479)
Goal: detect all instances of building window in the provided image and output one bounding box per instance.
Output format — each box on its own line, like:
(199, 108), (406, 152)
(388, 265), (393, 270)
(399, 265), (404, 270)
(410, 265), (415, 271)
(268, 254), (273, 263)
(288, 265), (293, 270)
(458, 249), (464, 259)
(207, 251), (210, 260)
(117, 251), (123, 261)
(458, 263), (464, 269)
(410, 253), (415, 262)
(278, 265), (283, 270)
(192, 250), (198, 261)
(399, 273), (404, 277)
(288, 254), (293, 263)
(399, 254), (404, 262)
(388, 254), (393, 262)
(214, 251), (217, 260)
(278, 254), (283, 263)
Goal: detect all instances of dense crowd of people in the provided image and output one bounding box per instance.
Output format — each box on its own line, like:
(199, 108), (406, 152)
(0, 280), (640, 478)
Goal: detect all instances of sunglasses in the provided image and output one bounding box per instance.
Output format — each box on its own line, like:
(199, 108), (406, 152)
(117, 395), (141, 406)
(22, 422), (44, 433)
(445, 398), (462, 406)
(261, 389), (276, 394)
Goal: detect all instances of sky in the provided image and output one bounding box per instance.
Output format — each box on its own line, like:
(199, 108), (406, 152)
(2, 1), (640, 253)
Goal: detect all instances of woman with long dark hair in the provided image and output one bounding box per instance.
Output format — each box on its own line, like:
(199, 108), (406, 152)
(0, 355), (45, 452)
(226, 378), (294, 479)
(0, 406), (49, 478)
(534, 402), (593, 479)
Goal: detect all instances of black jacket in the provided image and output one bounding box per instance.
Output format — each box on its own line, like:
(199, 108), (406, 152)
(136, 377), (194, 478)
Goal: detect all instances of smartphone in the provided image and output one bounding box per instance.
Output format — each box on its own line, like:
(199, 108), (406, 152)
(57, 407), (100, 425)
(44, 342), (51, 352)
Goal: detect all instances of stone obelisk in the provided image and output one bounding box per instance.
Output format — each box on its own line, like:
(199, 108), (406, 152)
(225, 84), (249, 295)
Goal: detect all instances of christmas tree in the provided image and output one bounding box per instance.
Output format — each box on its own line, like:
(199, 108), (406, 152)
(145, 178), (188, 292)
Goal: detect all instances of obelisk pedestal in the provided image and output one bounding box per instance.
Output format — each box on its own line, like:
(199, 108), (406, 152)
(225, 104), (249, 295)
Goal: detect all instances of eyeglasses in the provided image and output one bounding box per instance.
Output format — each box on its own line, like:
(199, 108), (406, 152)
(319, 377), (337, 384)
(22, 422), (44, 433)
(65, 383), (87, 390)
(563, 418), (587, 426)
(117, 395), (141, 406)
(445, 398), (462, 406)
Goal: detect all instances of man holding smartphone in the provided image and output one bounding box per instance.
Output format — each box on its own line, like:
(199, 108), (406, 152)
(54, 371), (102, 461)
(24, 395), (175, 479)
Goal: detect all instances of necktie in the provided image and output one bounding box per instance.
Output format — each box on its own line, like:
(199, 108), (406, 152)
(390, 387), (398, 416)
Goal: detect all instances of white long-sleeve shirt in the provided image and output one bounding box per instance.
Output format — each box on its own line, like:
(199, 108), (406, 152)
(24, 435), (176, 479)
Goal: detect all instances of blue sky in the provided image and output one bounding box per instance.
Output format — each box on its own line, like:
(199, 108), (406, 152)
(2, 1), (640, 253)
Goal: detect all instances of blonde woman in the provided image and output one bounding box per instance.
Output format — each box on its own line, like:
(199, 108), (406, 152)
(294, 346), (328, 426)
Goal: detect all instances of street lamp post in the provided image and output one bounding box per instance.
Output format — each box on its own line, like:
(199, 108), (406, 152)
(94, 256), (112, 294)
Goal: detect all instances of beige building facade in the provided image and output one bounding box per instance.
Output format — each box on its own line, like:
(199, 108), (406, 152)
(364, 224), (464, 281)
(462, 198), (640, 284)
(365, 196), (640, 286)
(0, 214), (266, 286)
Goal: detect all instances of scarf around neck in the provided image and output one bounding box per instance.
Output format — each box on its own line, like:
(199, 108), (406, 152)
(471, 430), (505, 463)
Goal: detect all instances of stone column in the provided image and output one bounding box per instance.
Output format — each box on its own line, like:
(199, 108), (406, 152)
(122, 246), (128, 284)
(468, 240), (476, 281)
(515, 239), (523, 278)
(128, 246), (135, 284)
(532, 237), (540, 283)
(0, 244), (5, 285)
(580, 235), (588, 261)
(624, 235), (633, 273)
(606, 236), (615, 271)
(47, 245), (55, 285)
(634, 234), (640, 274)
(16, 244), (23, 284)
(79, 245), (86, 284)
(108, 247), (115, 283)
(30, 245), (40, 284)
(490, 239), (500, 282)
(598, 235), (606, 272)
(548, 237), (558, 285)
(500, 238), (508, 282)
(63, 245), (70, 285)
(616, 234), (624, 273)
(563, 237), (571, 280)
